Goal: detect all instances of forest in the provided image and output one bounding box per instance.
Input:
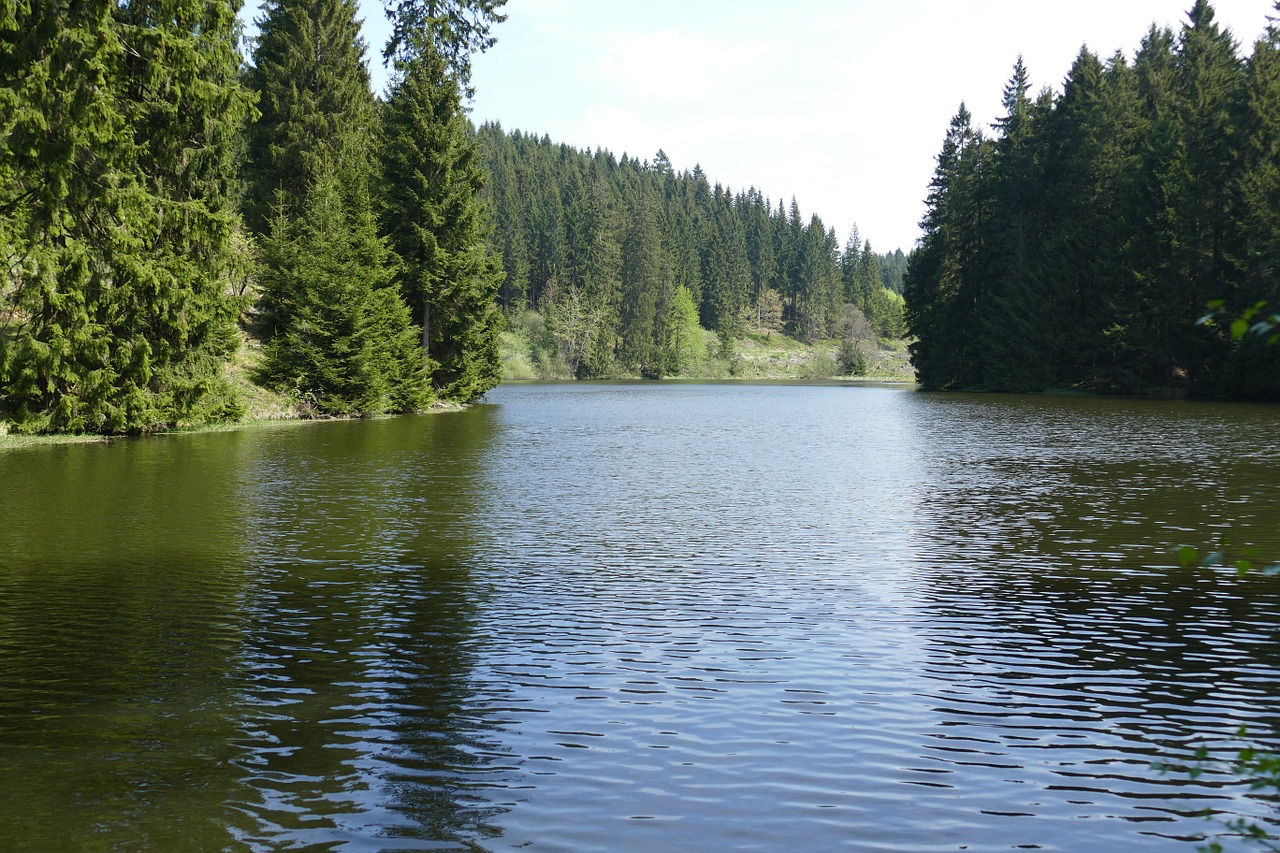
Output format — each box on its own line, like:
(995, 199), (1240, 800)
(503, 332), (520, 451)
(475, 125), (907, 379)
(0, 0), (508, 434)
(904, 0), (1280, 398)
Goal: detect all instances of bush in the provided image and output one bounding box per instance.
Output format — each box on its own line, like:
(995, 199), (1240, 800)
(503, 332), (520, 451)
(838, 339), (868, 376)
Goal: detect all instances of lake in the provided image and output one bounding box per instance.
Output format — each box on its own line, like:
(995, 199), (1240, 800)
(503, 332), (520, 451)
(2, 382), (1279, 851)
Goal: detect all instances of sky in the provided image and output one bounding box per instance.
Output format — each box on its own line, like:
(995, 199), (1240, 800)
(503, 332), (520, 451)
(277, 0), (1276, 253)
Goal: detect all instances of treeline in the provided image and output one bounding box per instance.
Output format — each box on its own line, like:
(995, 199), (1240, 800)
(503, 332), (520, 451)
(0, 0), (506, 434)
(905, 0), (1280, 397)
(476, 124), (906, 379)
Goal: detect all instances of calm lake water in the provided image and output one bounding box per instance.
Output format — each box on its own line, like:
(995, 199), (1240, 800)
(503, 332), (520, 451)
(2, 382), (1280, 851)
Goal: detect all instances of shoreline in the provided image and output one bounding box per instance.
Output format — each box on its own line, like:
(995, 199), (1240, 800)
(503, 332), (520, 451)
(0, 399), (469, 451)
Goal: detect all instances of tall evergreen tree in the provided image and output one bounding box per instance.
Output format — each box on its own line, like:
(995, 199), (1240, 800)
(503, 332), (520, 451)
(903, 2), (1280, 399)
(704, 184), (750, 341)
(793, 214), (839, 342)
(619, 190), (672, 376)
(904, 103), (989, 389)
(380, 32), (502, 401)
(1163, 0), (1247, 391)
(381, 0), (505, 96)
(858, 240), (902, 338)
(249, 0), (428, 411)
(243, 0), (377, 234)
(257, 164), (426, 414)
(1217, 1), (1280, 395)
(1, 0), (251, 433)
(840, 224), (862, 305)
(1239, 3), (1280, 299)
(977, 58), (1054, 390)
(742, 188), (778, 325)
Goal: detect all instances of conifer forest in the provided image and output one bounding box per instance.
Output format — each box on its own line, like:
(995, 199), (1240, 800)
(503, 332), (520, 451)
(0, 0), (508, 433)
(905, 0), (1280, 398)
(475, 124), (907, 380)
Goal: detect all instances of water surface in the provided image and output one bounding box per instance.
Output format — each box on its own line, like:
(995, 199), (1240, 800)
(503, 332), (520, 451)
(1, 383), (1278, 851)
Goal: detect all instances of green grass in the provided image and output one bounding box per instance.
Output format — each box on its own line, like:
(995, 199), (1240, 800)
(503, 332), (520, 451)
(497, 322), (917, 383)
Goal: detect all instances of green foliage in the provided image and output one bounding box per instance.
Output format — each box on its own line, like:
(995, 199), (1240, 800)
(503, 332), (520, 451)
(380, 34), (502, 401)
(474, 125), (908, 381)
(0, 0), (513, 434)
(257, 167), (428, 415)
(248, 0), (432, 414)
(244, 0), (378, 235)
(667, 285), (707, 375)
(804, 348), (837, 380)
(0, 0), (252, 434)
(381, 0), (506, 96)
(905, 102), (989, 390)
(904, 2), (1280, 399)
(838, 338), (868, 376)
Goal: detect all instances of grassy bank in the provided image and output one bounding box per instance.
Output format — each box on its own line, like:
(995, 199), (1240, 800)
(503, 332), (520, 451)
(0, 333), (467, 451)
(499, 312), (915, 383)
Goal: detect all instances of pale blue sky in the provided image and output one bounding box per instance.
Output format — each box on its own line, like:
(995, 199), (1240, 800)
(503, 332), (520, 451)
(246, 0), (1275, 252)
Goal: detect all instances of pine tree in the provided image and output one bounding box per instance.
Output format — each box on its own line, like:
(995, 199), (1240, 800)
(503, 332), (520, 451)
(380, 33), (502, 401)
(382, 0), (506, 96)
(793, 214), (839, 342)
(558, 162), (620, 377)
(904, 103), (989, 389)
(742, 187), (777, 325)
(1239, 4), (1280, 298)
(475, 122), (530, 311)
(619, 190), (672, 376)
(1125, 11), (1245, 391)
(1222, 1), (1280, 395)
(977, 58), (1054, 391)
(1167, 0), (1248, 392)
(859, 240), (902, 339)
(703, 184), (750, 340)
(840, 224), (862, 305)
(778, 197), (804, 335)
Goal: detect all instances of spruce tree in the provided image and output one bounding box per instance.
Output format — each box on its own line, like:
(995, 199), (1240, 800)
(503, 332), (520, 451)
(380, 33), (502, 401)
(977, 58), (1054, 391)
(382, 0), (506, 96)
(249, 0), (428, 411)
(742, 187), (777, 325)
(244, 0), (377, 235)
(619, 191), (672, 376)
(904, 103), (989, 389)
(1, 0), (251, 434)
(1239, 4), (1280, 299)
(475, 122), (531, 312)
(840, 224), (862, 305)
(1167, 0), (1247, 391)
(703, 184), (750, 341)
(258, 165), (426, 414)
(1223, 1), (1280, 395)
(556, 161), (620, 377)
